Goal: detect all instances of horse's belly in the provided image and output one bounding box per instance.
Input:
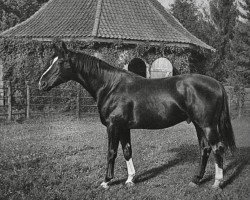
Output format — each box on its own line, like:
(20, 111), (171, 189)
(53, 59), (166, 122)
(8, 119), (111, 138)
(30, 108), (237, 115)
(129, 104), (187, 129)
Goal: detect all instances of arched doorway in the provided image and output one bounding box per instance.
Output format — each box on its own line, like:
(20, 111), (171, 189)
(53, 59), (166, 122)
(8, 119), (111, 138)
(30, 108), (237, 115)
(128, 58), (147, 78)
(150, 58), (173, 78)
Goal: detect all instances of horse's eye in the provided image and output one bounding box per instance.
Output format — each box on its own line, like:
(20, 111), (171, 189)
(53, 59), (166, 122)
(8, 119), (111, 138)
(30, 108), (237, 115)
(58, 59), (64, 64)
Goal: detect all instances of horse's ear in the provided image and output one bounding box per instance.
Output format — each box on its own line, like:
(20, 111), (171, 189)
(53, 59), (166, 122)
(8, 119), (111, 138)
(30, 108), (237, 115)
(52, 43), (60, 54)
(52, 41), (68, 57)
(58, 41), (68, 57)
(61, 42), (68, 54)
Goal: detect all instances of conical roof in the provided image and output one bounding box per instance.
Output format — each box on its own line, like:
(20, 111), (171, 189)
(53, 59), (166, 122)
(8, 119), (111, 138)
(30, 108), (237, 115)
(0, 0), (214, 50)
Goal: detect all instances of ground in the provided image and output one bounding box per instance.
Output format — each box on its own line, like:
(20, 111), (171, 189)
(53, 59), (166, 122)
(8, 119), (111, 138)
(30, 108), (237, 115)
(0, 114), (249, 200)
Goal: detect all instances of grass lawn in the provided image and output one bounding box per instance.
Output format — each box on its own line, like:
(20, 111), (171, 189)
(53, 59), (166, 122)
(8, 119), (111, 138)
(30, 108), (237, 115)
(0, 114), (249, 200)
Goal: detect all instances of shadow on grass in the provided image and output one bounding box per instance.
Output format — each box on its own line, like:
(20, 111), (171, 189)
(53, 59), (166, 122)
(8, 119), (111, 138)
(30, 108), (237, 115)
(110, 144), (199, 186)
(110, 145), (250, 188)
(135, 144), (199, 184)
(110, 158), (182, 186)
(221, 146), (250, 189)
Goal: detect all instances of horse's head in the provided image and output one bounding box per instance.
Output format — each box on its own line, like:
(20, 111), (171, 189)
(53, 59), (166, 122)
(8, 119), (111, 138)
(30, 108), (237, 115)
(39, 42), (74, 91)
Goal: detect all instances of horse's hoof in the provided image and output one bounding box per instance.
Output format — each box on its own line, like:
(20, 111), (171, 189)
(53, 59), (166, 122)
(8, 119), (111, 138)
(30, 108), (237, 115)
(212, 184), (222, 191)
(212, 180), (222, 191)
(188, 182), (199, 188)
(212, 185), (223, 193)
(125, 181), (135, 188)
(100, 182), (109, 189)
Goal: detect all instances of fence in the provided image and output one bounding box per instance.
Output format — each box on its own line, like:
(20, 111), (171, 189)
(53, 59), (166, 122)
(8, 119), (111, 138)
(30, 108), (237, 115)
(0, 81), (97, 122)
(0, 83), (249, 122)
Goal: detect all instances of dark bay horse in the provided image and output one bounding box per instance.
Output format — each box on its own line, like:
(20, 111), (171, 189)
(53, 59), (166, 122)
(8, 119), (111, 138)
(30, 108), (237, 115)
(39, 42), (236, 189)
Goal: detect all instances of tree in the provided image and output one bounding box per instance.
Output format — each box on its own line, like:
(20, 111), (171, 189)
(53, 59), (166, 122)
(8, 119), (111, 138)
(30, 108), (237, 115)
(170, 0), (217, 45)
(228, 0), (250, 85)
(170, 0), (201, 37)
(0, 0), (49, 32)
(208, 0), (238, 82)
(169, 0), (219, 75)
(0, 1), (22, 18)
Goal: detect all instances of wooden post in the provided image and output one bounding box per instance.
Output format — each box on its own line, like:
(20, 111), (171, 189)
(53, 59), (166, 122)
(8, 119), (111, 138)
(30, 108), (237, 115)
(238, 90), (244, 118)
(26, 81), (30, 119)
(7, 81), (12, 121)
(228, 93), (231, 114)
(238, 100), (242, 118)
(76, 84), (80, 119)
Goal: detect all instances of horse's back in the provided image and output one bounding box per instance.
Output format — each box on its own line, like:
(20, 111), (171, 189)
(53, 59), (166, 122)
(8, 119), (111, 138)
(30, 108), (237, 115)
(174, 74), (223, 96)
(124, 74), (222, 100)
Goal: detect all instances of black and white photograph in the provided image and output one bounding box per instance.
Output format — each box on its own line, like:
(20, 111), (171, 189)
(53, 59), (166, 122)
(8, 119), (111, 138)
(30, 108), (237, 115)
(0, 0), (249, 199)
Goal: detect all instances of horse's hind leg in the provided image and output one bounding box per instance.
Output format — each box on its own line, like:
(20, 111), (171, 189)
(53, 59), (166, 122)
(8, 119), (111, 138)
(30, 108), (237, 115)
(212, 153), (223, 189)
(204, 126), (224, 189)
(120, 129), (135, 187)
(190, 123), (211, 187)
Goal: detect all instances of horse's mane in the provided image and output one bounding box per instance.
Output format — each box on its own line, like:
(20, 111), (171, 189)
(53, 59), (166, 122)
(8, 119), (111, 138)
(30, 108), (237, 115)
(70, 50), (141, 82)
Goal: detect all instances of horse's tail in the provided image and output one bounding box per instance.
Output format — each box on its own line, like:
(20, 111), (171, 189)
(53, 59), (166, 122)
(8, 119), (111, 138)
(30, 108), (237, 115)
(218, 86), (237, 154)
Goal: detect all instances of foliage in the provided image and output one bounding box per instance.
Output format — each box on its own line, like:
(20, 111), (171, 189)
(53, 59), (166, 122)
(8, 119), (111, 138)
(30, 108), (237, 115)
(0, 39), (79, 112)
(227, 0), (250, 86)
(0, 0), (49, 31)
(169, 0), (218, 75)
(220, 0), (250, 110)
(0, 38), (192, 114)
(1, 0), (247, 114)
(207, 0), (238, 82)
(0, 39), (51, 85)
(170, 0), (245, 85)
(0, 38), (191, 83)
(170, 0), (200, 37)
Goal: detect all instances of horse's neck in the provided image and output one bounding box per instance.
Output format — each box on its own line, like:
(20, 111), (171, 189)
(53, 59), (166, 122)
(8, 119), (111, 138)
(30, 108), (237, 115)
(74, 56), (122, 100)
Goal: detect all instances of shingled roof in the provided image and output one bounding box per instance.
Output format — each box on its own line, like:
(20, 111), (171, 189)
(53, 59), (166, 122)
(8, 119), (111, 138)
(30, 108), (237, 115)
(0, 0), (214, 50)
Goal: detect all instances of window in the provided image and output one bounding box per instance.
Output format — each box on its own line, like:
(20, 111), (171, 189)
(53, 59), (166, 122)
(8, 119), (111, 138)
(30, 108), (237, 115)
(150, 58), (173, 78)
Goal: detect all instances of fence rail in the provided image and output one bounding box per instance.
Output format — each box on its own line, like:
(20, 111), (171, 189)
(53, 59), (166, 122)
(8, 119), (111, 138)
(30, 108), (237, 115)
(0, 81), (97, 121)
(0, 83), (249, 122)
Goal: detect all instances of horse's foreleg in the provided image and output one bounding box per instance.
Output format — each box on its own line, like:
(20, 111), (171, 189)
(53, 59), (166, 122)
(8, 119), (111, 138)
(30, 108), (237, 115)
(101, 124), (119, 189)
(120, 129), (135, 187)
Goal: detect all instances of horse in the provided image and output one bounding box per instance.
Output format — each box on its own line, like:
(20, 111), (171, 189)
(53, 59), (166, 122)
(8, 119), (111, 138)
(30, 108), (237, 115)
(39, 42), (236, 189)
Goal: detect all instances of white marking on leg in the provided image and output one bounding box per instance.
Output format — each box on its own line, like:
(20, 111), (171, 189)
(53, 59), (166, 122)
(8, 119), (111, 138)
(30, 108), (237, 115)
(215, 163), (223, 180)
(101, 181), (109, 189)
(213, 163), (223, 188)
(125, 158), (135, 184)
